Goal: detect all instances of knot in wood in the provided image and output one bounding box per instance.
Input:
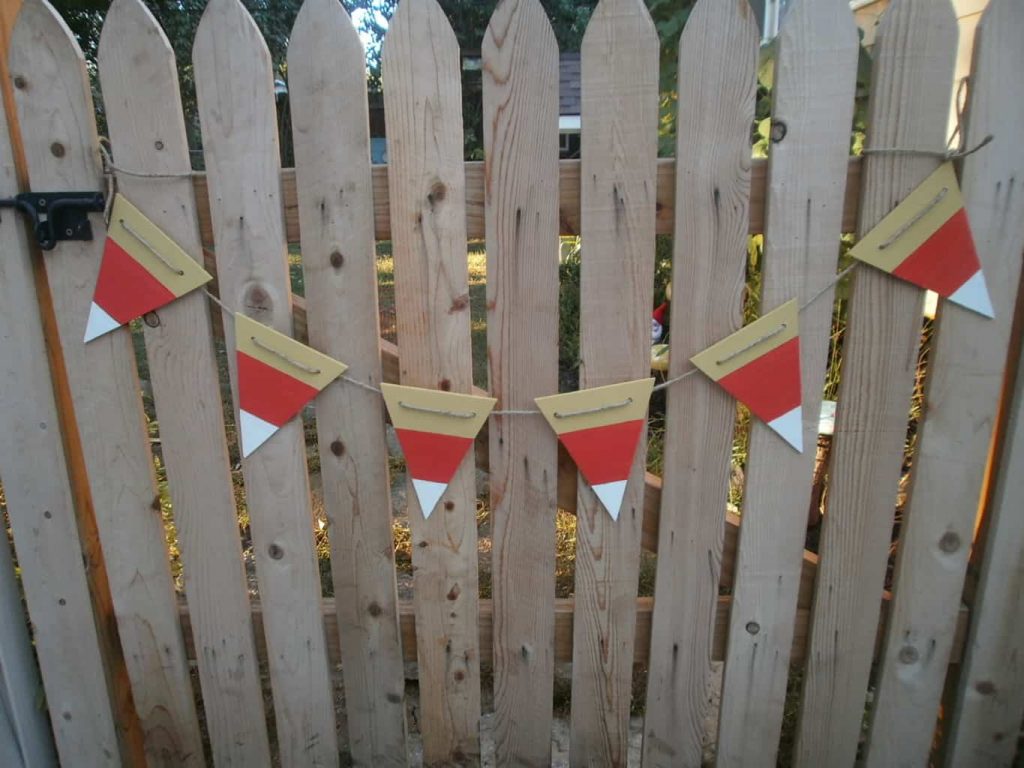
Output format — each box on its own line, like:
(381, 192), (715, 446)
(50, 142), (66, 158)
(938, 531), (961, 553)
(330, 250), (344, 269)
(770, 120), (788, 143)
(745, 621), (760, 635)
(143, 311), (161, 328)
(367, 601), (383, 617)
(330, 439), (345, 457)
(427, 181), (447, 208)
(898, 645), (919, 664)
(13, 75), (27, 89)
(975, 680), (996, 696)
(267, 543), (284, 560)
(243, 284), (273, 315)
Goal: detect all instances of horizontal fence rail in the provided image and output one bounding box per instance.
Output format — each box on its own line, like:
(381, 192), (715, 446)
(1, 0), (1023, 766)
(191, 156), (865, 244)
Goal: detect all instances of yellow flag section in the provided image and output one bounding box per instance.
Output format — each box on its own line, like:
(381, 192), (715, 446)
(850, 162), (993, 318)
(381, 384), (496, 518)
(236, 314), (347, 457)
(535, 378), (655, 520)
(692, 300), (803, 452)
(85, 194), (212, 342)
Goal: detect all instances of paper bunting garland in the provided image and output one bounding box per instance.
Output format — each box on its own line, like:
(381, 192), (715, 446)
(849, 162), (993, 318)
(85, 194), (213, 342)
(381, 384), (496, 518)
(236, 314), (347, 457)
(691, 300), (803, 452)
(535, 379), (655, 520)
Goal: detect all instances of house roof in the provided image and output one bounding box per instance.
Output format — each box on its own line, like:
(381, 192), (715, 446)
(560, 53), (581, 117)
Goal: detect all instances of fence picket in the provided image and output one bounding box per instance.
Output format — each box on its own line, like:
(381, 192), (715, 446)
(716, 1), (858, 763)
(96, 1), (272, 764)
(868, 0), (1024, 761)
(482, 1), (560, 765)
(794, 1), (958, 764)
(192, 1), (339, 765)
(0, 44), (119, 768)
(640, 1), (756, 765)
(381, 0), (481, 762)
(288, 0), (409, 764)
(569, 1), (658, 764)
(10, 2), (205, 764)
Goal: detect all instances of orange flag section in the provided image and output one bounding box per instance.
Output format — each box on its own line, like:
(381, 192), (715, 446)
(381, 384), (496, 518)
(85, 194), (213, 342)
(535, 379), (655, 520)
(850, 162), (993, 318)
(236, 314), (347, 457)
(691, 300), (804, 452)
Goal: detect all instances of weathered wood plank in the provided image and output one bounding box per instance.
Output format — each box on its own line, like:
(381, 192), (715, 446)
(0, 453), (60, 768)
(1, 3), (145, 761)
(640, 2), (757, 766)
(569, 1), (658, 765)
(482, 1), (561, 766)
(867, 0), (1024, 762)
(288, 0), (408, 764)
(11, 2), (205, 764)
(794, 1), (958, 765)
(97, 1), (272, 764)
(0, 6), (121, 767)
(381, 0), (481, 762)
(716, 0), (858, 764)
(191, 156), (865, 245)
(947, 316), (1024, 760)
(178, 596), (973, 668)
(192, 1), (338, 764)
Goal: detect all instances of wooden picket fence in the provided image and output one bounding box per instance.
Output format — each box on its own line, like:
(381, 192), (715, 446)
(1, 0), (1023, 765)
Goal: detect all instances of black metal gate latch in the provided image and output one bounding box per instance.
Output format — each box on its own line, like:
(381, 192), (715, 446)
(0, 192), (106, 250)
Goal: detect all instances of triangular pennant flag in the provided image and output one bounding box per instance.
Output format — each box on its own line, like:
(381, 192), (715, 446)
(691, 300), (804, 452)
(85, 194), (213, 342)
(381, 384), (496, 518)
(849, 162), (993, 318)
(535, 378), (655, 520)
(236, 314), (347, 457)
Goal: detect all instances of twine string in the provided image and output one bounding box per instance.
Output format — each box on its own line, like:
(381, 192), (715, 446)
(119, 218), (185, 276)
(878, 188), (948, 251)
(716, 323), (787, 367)
(554, 398), (632, 419)
(249, 335), (322, 376)
(398, 401), (476, 419)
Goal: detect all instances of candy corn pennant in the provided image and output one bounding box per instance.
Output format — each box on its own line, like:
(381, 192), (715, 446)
(692, 300), (804, 452)
(236, 314), (347, 457)
(85, 194), (213, 342)
(381, 384), (496, 518)
(535, 379), (655, 520)
(850, 162), (993, 318)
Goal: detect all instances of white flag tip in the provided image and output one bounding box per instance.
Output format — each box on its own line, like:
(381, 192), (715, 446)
(412, 478), (447, 519)
(84, 302), (121, 343)
(591, 480), (628, 520)
(948, 271), (995, 319)
(768, 406), (804, 453)
(239, 410), (278, 458)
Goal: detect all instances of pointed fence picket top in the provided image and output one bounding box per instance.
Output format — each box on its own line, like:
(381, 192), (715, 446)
(192, 0), (338, 764)
(482, 0), (560, 764)
(715, 0), (859, 763)
(794, 1), (959, 765)
(569, 0), (658, 764)
(288, 0), (409, 764)
(10, 1), (204, 764)
(639, 1), (757, 765)
(867, 0), (1024, 761)
(97, 0), (272, 764)
(381, 0), (481, 761)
